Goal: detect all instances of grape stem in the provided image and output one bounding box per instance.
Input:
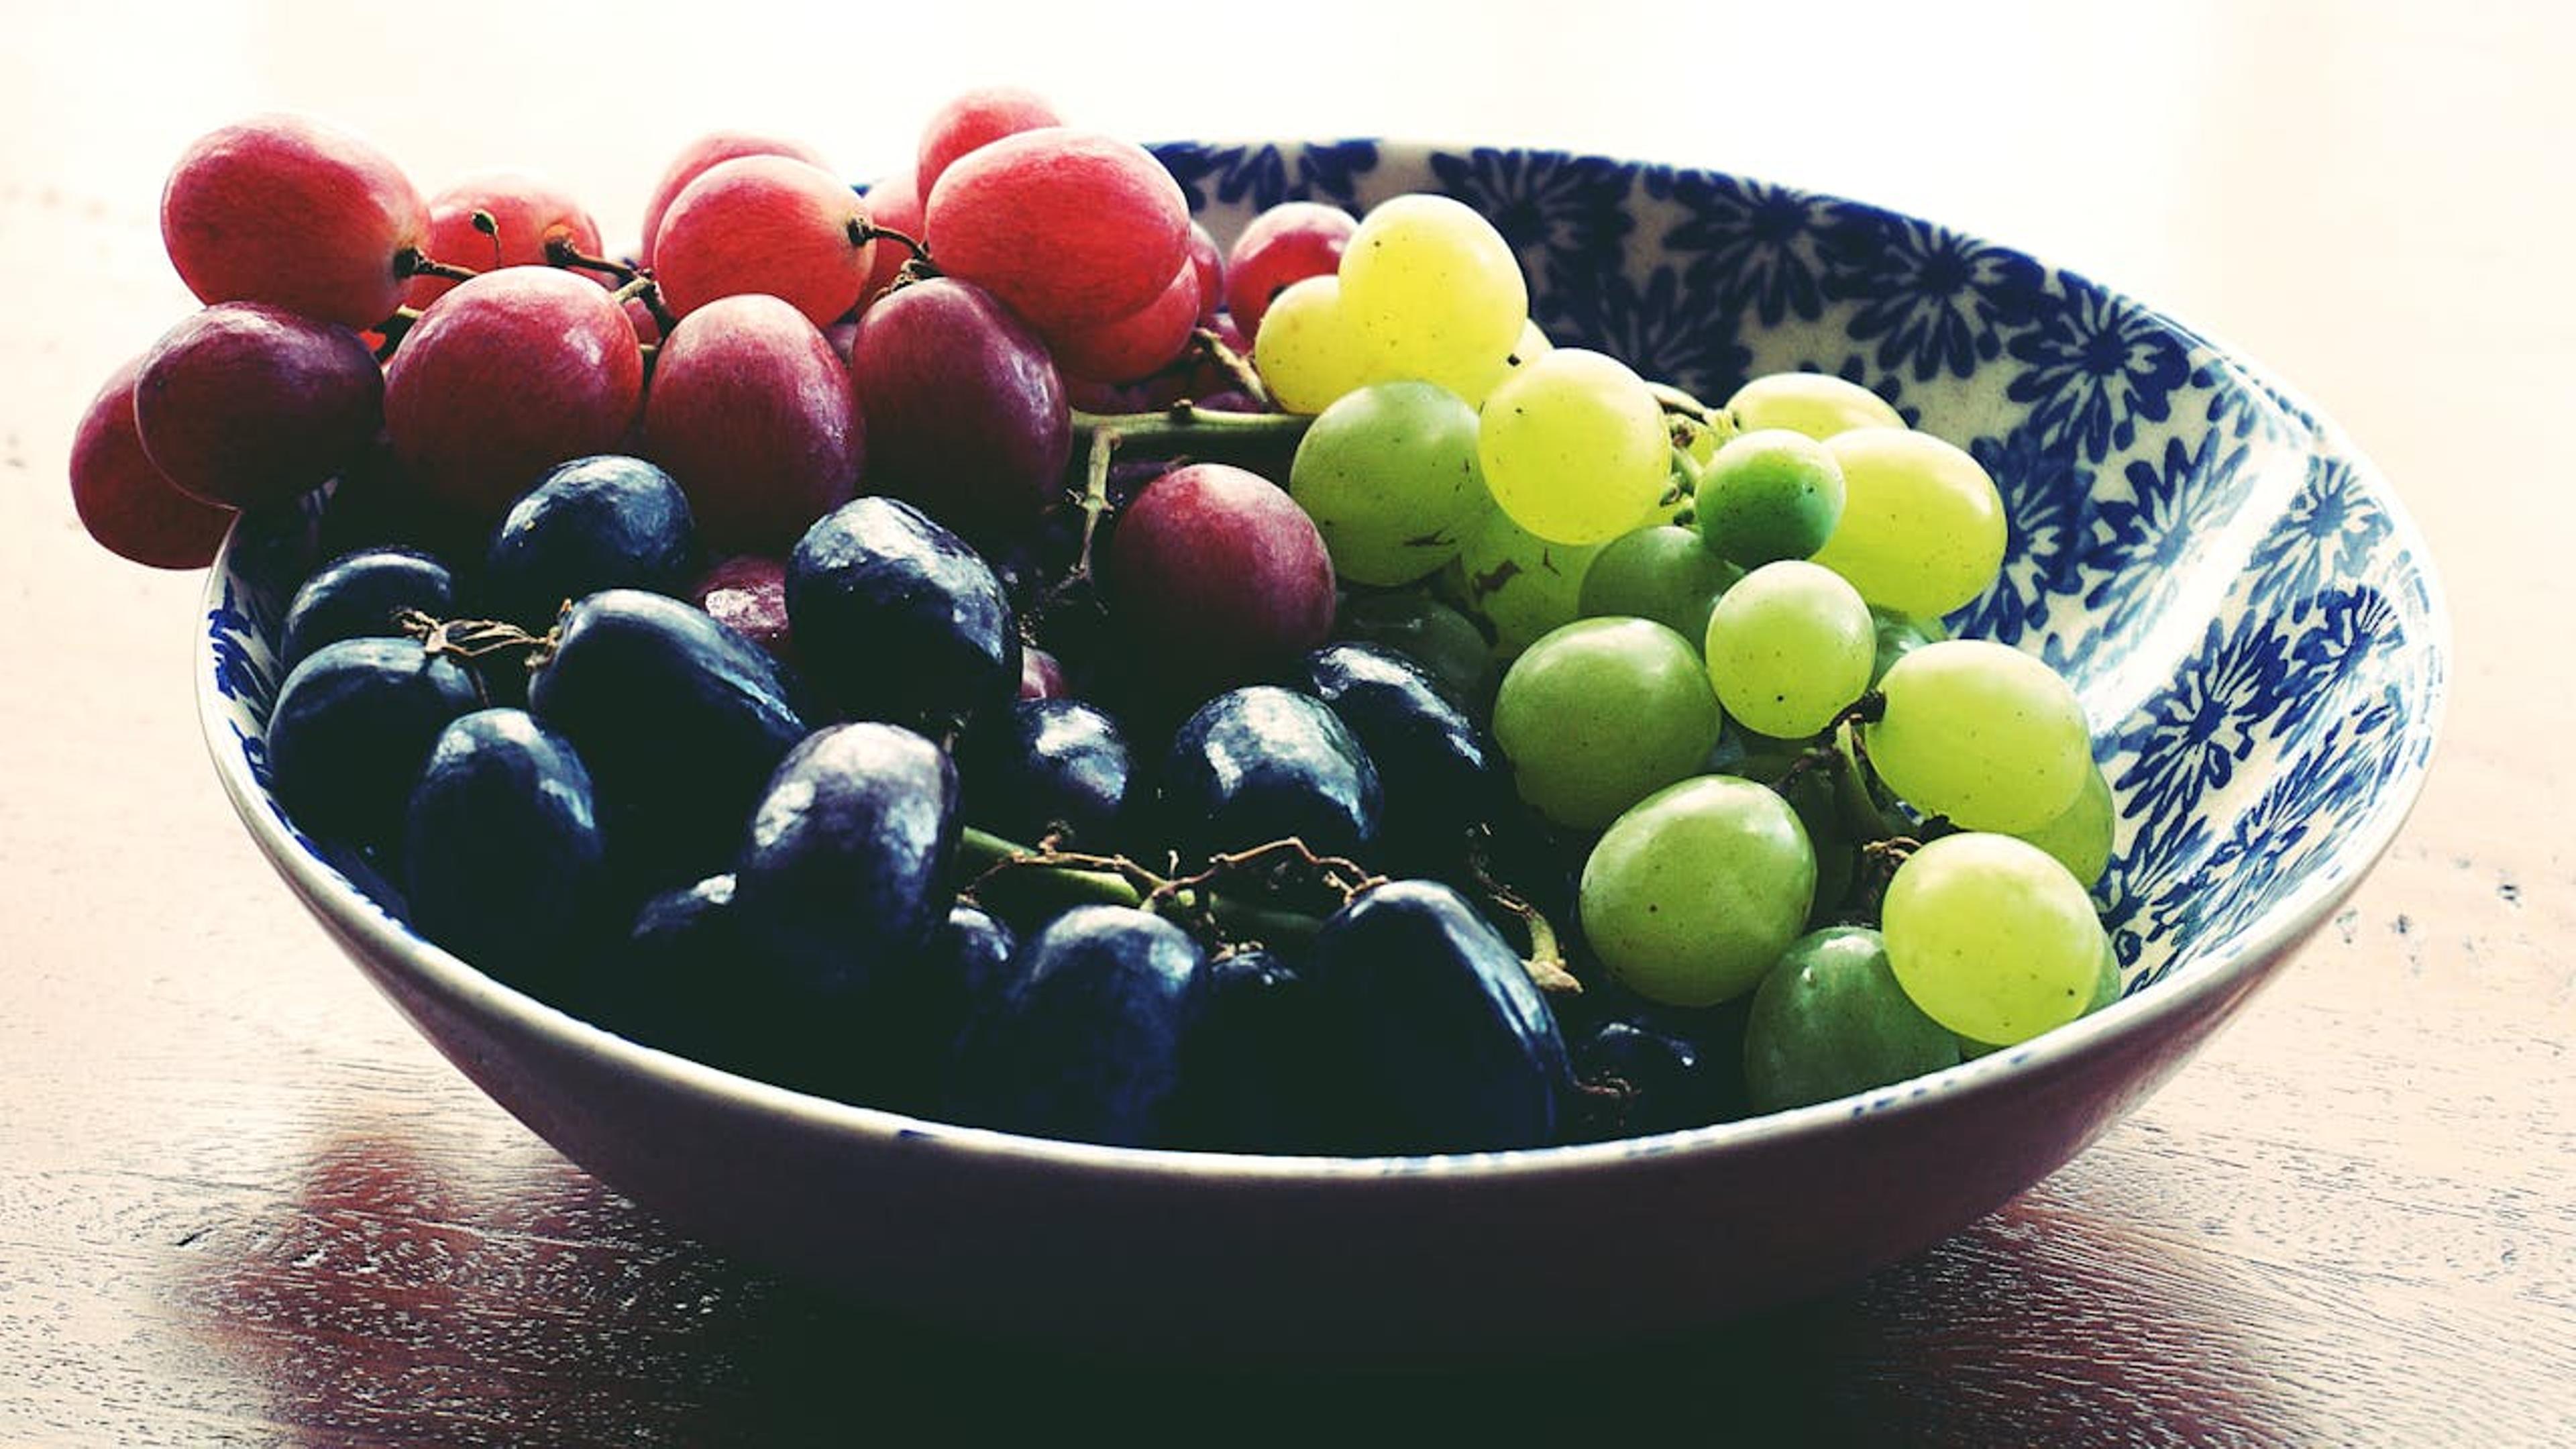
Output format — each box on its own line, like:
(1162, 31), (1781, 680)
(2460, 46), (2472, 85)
(393, 247), (478, 285)
(956, 826), (1328, 949)
(372, 307), (424, 361)
(1465, 826), (1582, 997)
(855, 220), (934, 272)
(544, 236), (641, 283)
(1189, 325), (1271, 409)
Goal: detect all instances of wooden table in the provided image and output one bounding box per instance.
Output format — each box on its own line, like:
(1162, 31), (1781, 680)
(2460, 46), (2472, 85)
(3, 5), (2567, 1442)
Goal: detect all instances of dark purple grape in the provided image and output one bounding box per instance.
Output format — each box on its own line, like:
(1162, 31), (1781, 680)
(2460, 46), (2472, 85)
(1568, 1016), (1732, 1140)
(1305, 879), (1569, 1153)
(944, 904), (1204, 1148)
(1295, 642), (1501, 864)
(786, 496), (1019, 733)
(483, 455), (698, 631)
(1159, 686), (1381, 861)
(1169, 947), (1358, 1154)
(267, 636), (483, 853)
(527, 589), (806, 891)
(845, 276), (1069, 544)
(402, 708), (608, 994)
(733, 722), (960, 998)
(859, 902), (1019, 1114)
(280, 546), (455, 672)
(960, 698), (1134, 851)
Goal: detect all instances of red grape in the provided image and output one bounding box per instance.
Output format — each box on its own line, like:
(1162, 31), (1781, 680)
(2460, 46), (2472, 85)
(644, 293), (862, 552)
(1185, 220), (1224, 323)
(653, 155), (875, 328)
(1050, 260), (1201, 384)
(924, 129), (1189, 334)
(160, 113), (427, 329)
(1018, 645), (1068, 700)
(1107, 463), (1336, 694)
(133, 302), (383, 510)
(1224, 201), (1356, 340)
(400, 169), (603, 310)
(637, 131), (832, 270)
(914, 85), (1064, 199)
(382, 266), (644, 517)
(856, 168), (924, 306)
(846, 276), (1069, 543)
(68, 356), (233, 570)
(691, 554), (796, 666)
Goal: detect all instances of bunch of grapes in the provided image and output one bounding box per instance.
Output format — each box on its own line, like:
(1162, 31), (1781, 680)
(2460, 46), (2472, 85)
(71, 89), (2121, 1155)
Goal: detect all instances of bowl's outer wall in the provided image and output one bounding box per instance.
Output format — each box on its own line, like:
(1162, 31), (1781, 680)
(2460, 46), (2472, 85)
(201, 140), (2445, 1350)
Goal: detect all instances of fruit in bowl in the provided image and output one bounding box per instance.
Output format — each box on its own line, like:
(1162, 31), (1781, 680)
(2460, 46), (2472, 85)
(83, 103), (2444, 1355)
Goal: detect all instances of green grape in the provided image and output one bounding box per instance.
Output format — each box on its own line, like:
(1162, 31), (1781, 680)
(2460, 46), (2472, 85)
(1868, 605), (1947, 686)
(1809, 428), (2006, 618)
(1455, 318), (1554, 410)
(1453, 503), (1605, 658)
(1577, 524), (1739, 643)
(1743, 926), (1961, 1112)
(1696, 428), (1846, 566)
(1703, 561), (1875, 738)
(1289, 381), (1489, 587)
(1866, 639), (2091, 833)
(1253, 274), (1371, 415)
(2015, 757), (2114, 888)
(1956, 930), (2123, 1058)
(1882, 832), (2106, 1045)
(1725, 371), (1905, 439)
(1336, 590), (1494, 706)
(1493, 617), (1722, 830)
(1338, 194), (1527, 398)
(1477, 348), (1669, 545)
(1577, 775), (1815, 1007)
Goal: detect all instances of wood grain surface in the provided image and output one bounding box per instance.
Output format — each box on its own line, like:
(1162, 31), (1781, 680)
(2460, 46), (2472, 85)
(3, 3), (2569, 1443)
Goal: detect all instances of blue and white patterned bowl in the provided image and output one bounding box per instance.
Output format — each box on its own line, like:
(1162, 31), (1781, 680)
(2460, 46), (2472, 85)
(197, 140), (2445, 1356)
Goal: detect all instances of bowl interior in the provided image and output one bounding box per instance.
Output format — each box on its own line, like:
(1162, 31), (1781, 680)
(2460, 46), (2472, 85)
(201, 138), (2445, 1142)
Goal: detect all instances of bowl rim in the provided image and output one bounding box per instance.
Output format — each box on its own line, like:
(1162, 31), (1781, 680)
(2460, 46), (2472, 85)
(195, 138), (2451, 1187)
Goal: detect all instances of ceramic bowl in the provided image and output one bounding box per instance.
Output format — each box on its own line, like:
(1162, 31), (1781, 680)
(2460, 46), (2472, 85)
(197, 139), (2447, 1358)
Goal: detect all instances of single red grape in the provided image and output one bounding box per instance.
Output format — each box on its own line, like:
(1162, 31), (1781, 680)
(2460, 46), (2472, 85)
(846, 276), (1069, 543)
(160, 113), (427, 330)
(1018, 645), (1068, 700)
(68, 356), (233, 570)
(382, 266), (644, 518)
(1224, 201), (1356, 341)
(925, 129), (1189, 334)
(1185, 220), (1224, 323)
(400, 169), (603, 311)
(1050, 260), (1201, 384)
(653, 155), (874, 328)
(133, 302), (383, 510)
(645, 292), (863, 553)
(914, 85), (1064, 199)
(637, 130), (833, 270)
(1108, 463), (1336, 695)
(692, 554), (796, 667)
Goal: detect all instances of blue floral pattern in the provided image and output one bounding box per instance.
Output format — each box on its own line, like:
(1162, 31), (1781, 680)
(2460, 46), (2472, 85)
(213, 141), (2446, 1022)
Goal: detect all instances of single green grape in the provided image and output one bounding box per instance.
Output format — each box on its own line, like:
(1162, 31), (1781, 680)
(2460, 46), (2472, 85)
(1725, 371), (1905, 439)
(1477, 348), (1669, 545)
(1809, 428), (2006, 618)
(1452, 503), (1605, 658)
(1696, 428), (1846, 566)
(1866, 639), (2092, 833)
(1290, 381), (1489, 587)
(1338, 194), (1528, 399)
(1881, 832), (2106, 1045)
(2015, 757), (2115, 888)
(1577, 774), (1816, 1008)
(1493, 617), (1722, 830)
(1336, 590), (1494, 707)
(1578, 524), (1739, 644)
(1254, 274), (1372, 415)
(1703, 560), (1875, 739)
(1743, 926), (1962, 1112)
